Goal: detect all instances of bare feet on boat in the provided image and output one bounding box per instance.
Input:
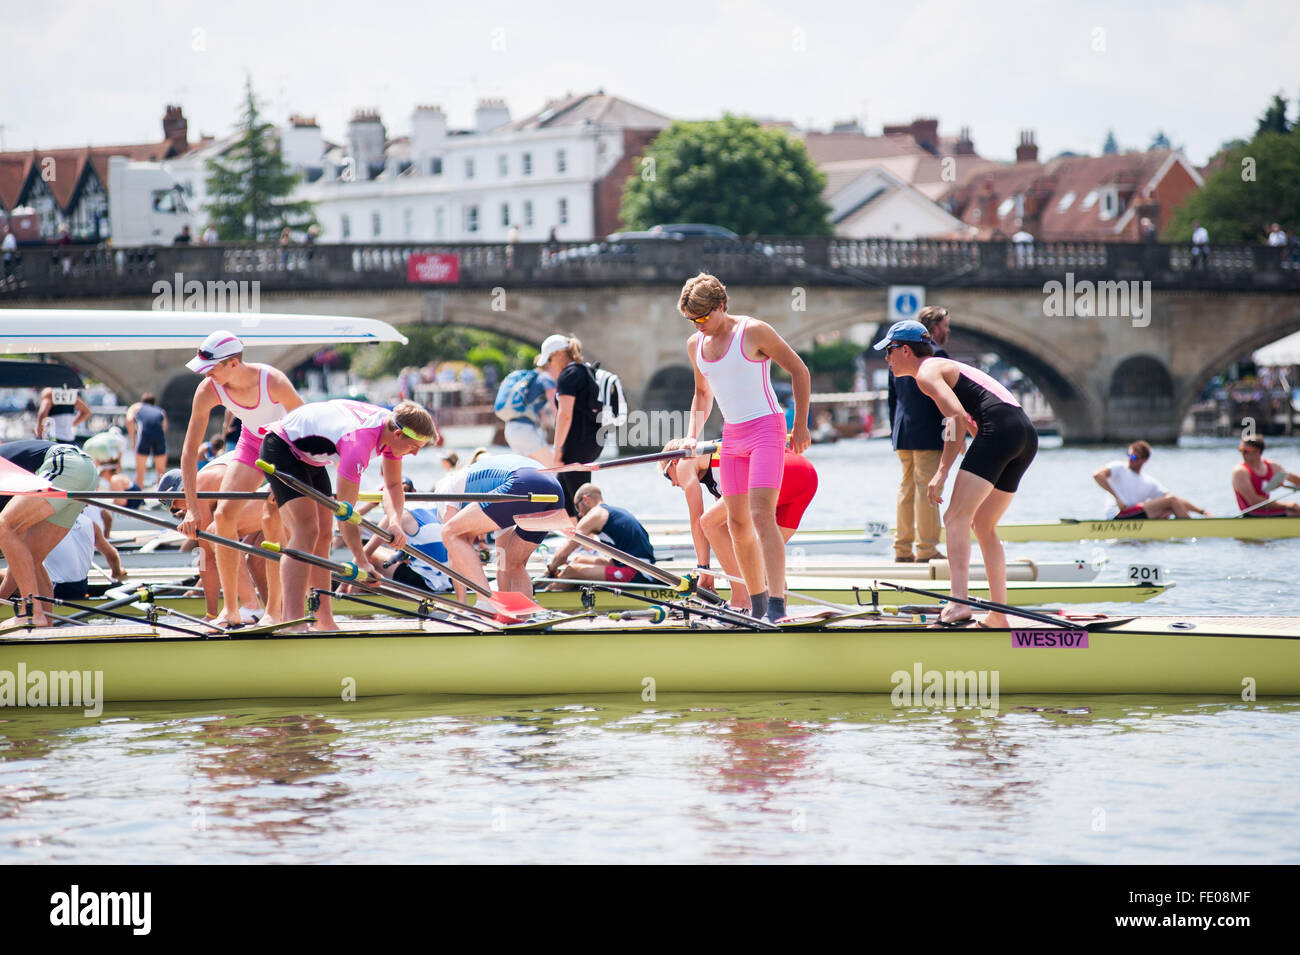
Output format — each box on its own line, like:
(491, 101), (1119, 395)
(309, 619), (341, 633)
(210, 610), (242, 630)
(934, 606), (972, 627)
(0, 615), (50, 633)
(982, 613), (1010, 629)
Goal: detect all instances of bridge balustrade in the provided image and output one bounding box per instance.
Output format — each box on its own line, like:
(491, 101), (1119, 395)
(3, 238), (1299, 299)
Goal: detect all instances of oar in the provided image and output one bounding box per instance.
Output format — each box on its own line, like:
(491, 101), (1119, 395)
(544, 442), (720, 475)
(4, 489), (562, 503)
(259, 541), (497, 626)
(514, 513), (774, 630)
(255, 458), (548, 621)
(874, 581), (1074, 629)
(1237, 485), (1299, 517)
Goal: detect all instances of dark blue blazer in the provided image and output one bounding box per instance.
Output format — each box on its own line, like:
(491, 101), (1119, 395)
(886, 346), (949, 451)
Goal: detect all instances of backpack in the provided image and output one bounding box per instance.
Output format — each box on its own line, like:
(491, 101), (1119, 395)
(494, 369), (546, 423)
(587, 362), (627, 428)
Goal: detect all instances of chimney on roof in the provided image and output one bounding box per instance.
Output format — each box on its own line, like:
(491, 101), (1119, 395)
(410, 105), (447, 174)
(162, 105), (188, 150)
(1016, 130), (1038, 164)
(975, 178), (999, 231)
(883, 117), (941, 155)
(347, 109), (386, 181)
(953, 126), (976, 156)
(475, 98), (511, 135)
(282, 116), (324, 172)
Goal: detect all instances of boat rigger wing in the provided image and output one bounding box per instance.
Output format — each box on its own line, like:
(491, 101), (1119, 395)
(0, 310), (408, 354)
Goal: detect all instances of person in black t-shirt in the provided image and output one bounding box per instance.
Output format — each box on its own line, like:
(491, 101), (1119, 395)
(536, 334), (602, 516)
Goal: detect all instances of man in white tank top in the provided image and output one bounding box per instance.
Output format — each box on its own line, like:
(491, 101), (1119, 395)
(680, 272), (811, 623)
(177, 331), (304, 628)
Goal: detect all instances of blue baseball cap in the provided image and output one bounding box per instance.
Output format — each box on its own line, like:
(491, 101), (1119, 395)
(874, 320), (932, 351)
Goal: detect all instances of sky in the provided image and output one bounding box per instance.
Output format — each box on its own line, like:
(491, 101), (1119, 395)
(5, 0), (1300, 165)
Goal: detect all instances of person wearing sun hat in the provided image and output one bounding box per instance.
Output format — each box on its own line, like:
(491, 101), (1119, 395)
(262, 398), (437, 631)
(878, 318), (1038, 629)
(176, 330), (305, 629)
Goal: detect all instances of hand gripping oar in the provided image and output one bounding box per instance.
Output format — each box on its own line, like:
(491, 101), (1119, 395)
(254, 458), (547, 622)
(874, 581), (1074, 629)
(259, 541), (497, 626)
(1238, 485), (1299, 517)
(512, 513), (776, 630)
(544, 442), (720, 475)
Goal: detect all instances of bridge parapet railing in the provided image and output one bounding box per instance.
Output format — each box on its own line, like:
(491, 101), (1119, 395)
(829, 238), (982, 273)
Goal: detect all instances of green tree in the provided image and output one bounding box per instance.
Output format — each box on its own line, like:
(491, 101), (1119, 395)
(1165, 129), (1300, 242)
(204, 76), (315, 241)
(1256, 93), (1292, 136)
(1102, 129), (1119, 155)
(620, 115), (832, 236)
(1149, 130), (1172, 150)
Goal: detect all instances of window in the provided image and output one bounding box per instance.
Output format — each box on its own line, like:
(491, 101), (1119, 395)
(341, 215), (351, 239)
(465, 206), (479, 233)
(1080, 190), (1099, 210)
(997, 197), (1016, 219)
(1099, 188), (1118, 220)
(522, 152), (532, 175)
(430, 157), (442, 175)
(1056, 191), (1076, 213)
(465, 157), (475, 179)
(556, 149), (567, 174)
(501, 203), (510, 227)
(371, 212), (382, 237)
(403, 208), (413, 238)
(558, 197), (568, 225)
(435, 207), (445, 238)
(498, 154), (508, 177)
(524, 200), (534, 228)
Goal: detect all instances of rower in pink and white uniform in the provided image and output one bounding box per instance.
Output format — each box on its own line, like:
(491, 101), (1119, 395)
(679, 272), (811, 623)
(178, 331), (304, 628)
(261, 398), (436, 630)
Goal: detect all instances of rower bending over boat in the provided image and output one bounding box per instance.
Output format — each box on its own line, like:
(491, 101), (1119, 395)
(679, 272), (812, 622)
(1093, 441), (1209, 519)
(544, 483), (657, 588)
(436, 453), (566, 600)
(659, 440), (818, 609)
(177, 331), (304, 628)
(160, 462), (267, 623)
(878, 321), (1037, 629)
(263, 399), (435, 631)
(1233, 438), (1300, 517)
(0, 440), (98, 629)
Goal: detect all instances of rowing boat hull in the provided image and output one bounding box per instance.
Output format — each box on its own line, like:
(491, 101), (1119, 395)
(1, 579), (1169, 622)
(946, 516), (1300, 543)
(2, 616), (1298, 700)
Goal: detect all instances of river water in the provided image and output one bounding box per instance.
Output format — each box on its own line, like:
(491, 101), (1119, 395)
(3, 435), (1299, 863)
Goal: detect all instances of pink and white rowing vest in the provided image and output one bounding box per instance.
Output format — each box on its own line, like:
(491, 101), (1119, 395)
(696, 317), (781, 423)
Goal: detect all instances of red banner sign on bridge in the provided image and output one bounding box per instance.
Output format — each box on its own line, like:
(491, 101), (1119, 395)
(407, 253), (461, 284)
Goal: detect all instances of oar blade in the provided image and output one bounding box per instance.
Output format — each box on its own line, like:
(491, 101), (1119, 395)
(0, 456), (66, 496)
(513, 512), (577, 535)
(487, 590), (547, 623)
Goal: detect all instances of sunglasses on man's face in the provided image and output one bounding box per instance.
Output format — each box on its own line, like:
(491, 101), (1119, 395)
(686, 312), (711, 325)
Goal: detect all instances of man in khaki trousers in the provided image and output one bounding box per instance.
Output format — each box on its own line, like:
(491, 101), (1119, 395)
(885, 306), (951, 562)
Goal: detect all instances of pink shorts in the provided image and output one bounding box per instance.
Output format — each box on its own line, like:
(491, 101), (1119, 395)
(232, 425), (268, 468)
(719, 413), (787, 496)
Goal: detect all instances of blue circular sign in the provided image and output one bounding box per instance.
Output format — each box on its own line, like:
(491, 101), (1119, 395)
(895, 292), (919, 316)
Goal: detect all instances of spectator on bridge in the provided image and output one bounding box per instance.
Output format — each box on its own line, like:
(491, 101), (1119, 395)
(1191, 221), (1209, 270)
(1266, 223), (1288, 247)
(888, 305), (951, 563)
(174, 225), (192, 245)
(1140, 217), (1158, 242)
(201, 224), (219, 245)
(1011, 221), (1034, 267)
(1, 225), (17, 285)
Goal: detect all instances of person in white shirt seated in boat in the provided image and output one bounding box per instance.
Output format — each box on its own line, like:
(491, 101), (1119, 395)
(543, 483), (657, 589)
(1093, 441), (1209, 519)
(1232, 437), (1300, 517)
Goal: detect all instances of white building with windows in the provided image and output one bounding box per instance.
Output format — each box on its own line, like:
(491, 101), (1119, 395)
(294, 93), (671, 243)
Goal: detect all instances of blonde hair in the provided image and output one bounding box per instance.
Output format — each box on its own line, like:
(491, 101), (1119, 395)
(558, 336), (584, 364)
(679, 273), (727, 319)
(391, 400), (437, 441)
(469, 446), (490, 464)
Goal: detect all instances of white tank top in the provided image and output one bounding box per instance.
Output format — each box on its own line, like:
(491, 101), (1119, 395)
(696, 317), (781, 423)
(212, 365), (288, 438)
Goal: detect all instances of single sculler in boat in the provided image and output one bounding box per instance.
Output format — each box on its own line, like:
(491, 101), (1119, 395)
(1232, 437), (1300, 517)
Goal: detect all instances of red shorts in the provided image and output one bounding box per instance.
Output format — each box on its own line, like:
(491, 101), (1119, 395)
(775, 451), (818, 530)
(604, 564), (653, 584)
